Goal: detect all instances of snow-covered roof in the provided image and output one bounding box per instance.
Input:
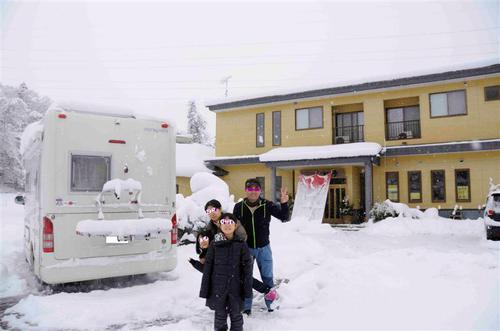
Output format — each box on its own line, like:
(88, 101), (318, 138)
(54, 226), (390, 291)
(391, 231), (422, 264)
(204, 154), (259, 162)
(384, 138), (500, 150)
(176, 143), (214, 177)
(207, 60), (500, 111)
(259, 142), (382, 162)
(20, 121), (43, 155)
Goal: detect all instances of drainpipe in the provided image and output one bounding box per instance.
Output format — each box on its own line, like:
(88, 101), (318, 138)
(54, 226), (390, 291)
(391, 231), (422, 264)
(270, 166), (277, 203)
(364, 161), (373, 221)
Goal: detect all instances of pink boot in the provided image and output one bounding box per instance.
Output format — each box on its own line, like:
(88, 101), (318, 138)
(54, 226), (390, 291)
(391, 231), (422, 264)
(264, 288), (278, 301)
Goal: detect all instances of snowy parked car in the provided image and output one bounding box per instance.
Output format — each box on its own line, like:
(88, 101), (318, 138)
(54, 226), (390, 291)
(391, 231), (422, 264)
(483, 190), (500, 240)
(15, 102), (177, 284)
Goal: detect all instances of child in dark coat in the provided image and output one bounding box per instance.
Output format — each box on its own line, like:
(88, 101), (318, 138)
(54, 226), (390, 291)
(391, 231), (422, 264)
(199, 213), (253, 331)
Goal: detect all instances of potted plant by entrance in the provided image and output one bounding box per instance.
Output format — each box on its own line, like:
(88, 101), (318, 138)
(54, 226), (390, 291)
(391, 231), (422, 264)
(340, 198), (354, 224)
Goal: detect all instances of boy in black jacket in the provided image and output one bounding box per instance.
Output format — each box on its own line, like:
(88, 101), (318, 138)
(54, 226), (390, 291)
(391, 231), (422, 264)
(233, 178), (290, 314)
(200, 213), (253, 331)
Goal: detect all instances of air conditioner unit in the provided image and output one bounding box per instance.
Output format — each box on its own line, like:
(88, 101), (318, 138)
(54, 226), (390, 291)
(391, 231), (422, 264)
(335, 136), (350, 144)
(398, 131), (413, 139)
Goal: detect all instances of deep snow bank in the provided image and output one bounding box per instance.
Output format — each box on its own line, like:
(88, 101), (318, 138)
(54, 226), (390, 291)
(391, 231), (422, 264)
(365, 217), (485, 237)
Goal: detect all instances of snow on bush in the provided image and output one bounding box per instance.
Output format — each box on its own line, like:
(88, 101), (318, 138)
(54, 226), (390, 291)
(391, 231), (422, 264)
(370, 199), (428, 221)
(369, 200), (399, 221)
(176, 172), (236, 234)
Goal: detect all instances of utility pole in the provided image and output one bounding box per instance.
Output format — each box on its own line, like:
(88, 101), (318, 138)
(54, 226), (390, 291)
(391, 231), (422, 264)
(220, 75), (232, 97)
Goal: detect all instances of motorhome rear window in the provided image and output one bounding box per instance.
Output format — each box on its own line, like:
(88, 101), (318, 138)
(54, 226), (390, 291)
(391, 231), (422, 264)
(71, 155), (111, 192)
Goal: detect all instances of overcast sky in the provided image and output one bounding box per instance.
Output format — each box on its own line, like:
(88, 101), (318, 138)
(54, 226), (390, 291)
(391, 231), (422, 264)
(1, 0), (499, 134)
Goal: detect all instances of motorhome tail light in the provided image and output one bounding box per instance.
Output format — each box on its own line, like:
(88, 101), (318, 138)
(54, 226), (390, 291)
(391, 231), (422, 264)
(171, 214), (177, 245)
(58, 114), (67, 119)
(108, 139), (126, 144)
(43, 217), (54, 253)
(161, 123), (169, 128)
(487, 209), (494, 216)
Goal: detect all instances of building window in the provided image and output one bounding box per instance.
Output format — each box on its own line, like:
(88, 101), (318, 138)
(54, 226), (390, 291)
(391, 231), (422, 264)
(408, 171), (422, 203)
(256, 176), (265, 199)
(386, 172), (399, 202)
(272, 111), (281, 146)
(295, 106), (323, 130)
(485, 85), (500, 101)
(429, 90), (467, 117)
(431, 170), (446, 202)
(334, 111), (364, 143)
(256, 113), (265, 147)
(71, 154), (111, 192)
(455, 169), (471, 202)
(385, 106), (421, 140)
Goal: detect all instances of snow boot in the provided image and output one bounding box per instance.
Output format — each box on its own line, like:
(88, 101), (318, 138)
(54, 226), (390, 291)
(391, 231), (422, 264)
(264, 288), (278, 301)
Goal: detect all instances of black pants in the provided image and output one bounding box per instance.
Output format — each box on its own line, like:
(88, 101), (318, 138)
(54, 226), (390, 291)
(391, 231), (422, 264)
(214, 294), (243, 331)
(190, 258), (269, 294)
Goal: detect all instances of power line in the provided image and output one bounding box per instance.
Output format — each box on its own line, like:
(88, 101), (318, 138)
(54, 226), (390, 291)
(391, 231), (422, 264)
(2, 26), (498, 52)
(22, 85), (279, 91)
(3, 51), (497, 70)
(3, 41), (498, 64)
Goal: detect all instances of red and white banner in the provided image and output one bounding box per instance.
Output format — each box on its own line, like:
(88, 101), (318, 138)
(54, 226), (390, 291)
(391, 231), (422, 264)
(291, 171), (332, 223)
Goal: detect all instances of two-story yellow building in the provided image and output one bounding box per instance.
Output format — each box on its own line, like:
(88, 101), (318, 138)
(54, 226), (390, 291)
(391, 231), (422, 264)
(205, 63), (500, 223)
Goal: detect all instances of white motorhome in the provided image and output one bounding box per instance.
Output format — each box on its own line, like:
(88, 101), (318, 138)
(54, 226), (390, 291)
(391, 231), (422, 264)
(16, 103), (177, 284)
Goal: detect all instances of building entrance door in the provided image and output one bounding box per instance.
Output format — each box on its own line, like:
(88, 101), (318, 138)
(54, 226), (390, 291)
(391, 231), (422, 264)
(323, 185), (346, 223)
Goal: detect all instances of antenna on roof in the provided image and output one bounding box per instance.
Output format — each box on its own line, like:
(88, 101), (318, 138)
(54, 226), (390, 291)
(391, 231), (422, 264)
(220, 75), (232, 97)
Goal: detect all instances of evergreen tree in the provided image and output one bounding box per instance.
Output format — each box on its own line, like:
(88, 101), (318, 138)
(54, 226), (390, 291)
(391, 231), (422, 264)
(0, 83), (51, 190)
(187, 100), (210, 145)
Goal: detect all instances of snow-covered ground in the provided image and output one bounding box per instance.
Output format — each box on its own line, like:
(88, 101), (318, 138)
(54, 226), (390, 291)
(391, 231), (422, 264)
(1, 192), (499, 330)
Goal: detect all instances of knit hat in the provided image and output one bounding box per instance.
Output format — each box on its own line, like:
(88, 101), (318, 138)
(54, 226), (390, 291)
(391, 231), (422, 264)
(245, 178), (261, 189)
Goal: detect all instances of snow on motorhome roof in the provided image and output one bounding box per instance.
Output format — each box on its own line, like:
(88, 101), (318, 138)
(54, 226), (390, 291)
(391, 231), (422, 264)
(52, 101), (136, 118)
(50, 101), (177, 125)
(207, 60), (500, 111)
(259, 142), (382, 162)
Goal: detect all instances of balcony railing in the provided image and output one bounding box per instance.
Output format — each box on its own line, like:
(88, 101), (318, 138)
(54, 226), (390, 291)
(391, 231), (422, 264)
(334, 125), (364, 144)
(386, 120), (421, 140)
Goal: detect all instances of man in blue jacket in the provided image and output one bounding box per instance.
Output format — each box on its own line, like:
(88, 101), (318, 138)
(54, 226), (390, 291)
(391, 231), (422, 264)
(233, 178), (290, 315)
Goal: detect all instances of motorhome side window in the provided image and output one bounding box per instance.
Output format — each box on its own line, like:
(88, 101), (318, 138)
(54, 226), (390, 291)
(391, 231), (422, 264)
(71, 155), (111, 192)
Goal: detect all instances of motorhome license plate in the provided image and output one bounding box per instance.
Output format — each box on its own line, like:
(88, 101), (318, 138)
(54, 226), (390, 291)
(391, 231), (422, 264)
(106, 236), (130, 244)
